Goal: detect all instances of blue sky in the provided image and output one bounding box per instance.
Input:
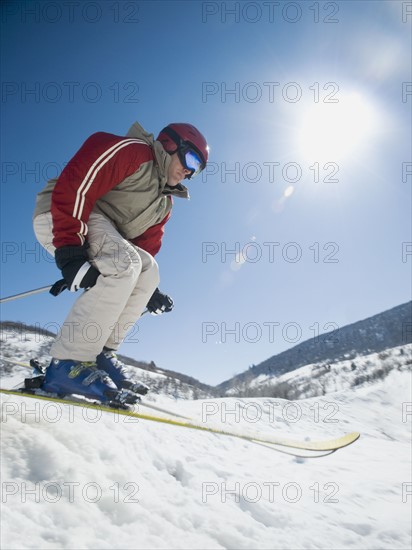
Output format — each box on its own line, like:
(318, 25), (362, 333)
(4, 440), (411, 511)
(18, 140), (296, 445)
(1, 1), (411, 385)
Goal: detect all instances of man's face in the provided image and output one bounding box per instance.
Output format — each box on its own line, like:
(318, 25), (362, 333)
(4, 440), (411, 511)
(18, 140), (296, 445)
(167, 153), (191, 186)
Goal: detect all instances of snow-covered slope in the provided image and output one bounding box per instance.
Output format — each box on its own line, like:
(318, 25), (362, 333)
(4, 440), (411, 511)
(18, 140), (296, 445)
(233, 344), (411, 399)
(1, 352), (411, 549)
(219, 301), (412, 393)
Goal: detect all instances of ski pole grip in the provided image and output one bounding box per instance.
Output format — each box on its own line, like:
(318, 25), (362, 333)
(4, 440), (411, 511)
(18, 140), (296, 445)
(49, 278), (68, 297)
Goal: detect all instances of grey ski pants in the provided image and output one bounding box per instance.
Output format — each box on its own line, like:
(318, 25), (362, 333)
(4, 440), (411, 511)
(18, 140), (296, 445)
(33, 211), (160, 360)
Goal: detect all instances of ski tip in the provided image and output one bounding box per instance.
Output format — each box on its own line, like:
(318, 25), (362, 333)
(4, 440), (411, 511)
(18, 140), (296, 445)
(319, 431), (361, 451)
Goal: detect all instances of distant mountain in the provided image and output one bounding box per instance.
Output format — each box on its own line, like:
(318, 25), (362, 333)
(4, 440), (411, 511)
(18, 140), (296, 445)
(217, 301), (412, 394)
(223, 344), (411, 400)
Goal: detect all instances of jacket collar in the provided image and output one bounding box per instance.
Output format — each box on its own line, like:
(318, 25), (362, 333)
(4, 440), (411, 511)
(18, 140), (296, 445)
(163, 183), (190, 199)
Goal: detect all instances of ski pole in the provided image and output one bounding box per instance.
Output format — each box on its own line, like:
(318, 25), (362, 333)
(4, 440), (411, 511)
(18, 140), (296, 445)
(0, 279), (68, 303)
(0, 286), (53, 304)
(1, 280), (149, 317)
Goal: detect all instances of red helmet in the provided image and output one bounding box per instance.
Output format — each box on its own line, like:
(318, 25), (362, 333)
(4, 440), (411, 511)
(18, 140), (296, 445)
(157, 123), (209, 179)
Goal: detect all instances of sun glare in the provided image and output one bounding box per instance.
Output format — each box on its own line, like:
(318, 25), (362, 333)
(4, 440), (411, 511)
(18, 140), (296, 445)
(297, 91), (379, 162)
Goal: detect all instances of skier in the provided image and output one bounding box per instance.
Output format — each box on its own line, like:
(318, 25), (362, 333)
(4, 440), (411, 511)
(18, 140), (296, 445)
(32, 121), (209, 405)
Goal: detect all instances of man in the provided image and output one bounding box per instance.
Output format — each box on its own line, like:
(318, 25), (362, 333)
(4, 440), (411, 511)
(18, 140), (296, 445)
(32, 121), (209, 405)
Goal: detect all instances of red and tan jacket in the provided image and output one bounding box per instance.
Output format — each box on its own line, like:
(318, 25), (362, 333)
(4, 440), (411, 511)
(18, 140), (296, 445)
(33, 121), (189, 256)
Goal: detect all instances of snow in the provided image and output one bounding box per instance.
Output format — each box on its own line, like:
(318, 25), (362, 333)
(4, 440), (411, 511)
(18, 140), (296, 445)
(232, 344), (411, 399)
(1, 342), (411, 549)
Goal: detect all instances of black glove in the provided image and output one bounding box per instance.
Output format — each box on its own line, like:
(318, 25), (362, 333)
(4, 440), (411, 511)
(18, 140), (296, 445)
(146, 288), (174, 315)
(55, 243), (100, 292)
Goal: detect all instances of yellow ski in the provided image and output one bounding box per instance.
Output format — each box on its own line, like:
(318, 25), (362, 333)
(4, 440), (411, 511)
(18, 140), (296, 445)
(0, 388), (360, 452)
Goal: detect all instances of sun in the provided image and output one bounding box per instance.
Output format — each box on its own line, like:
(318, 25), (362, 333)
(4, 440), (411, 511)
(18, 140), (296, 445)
(297, 91), (379, 163)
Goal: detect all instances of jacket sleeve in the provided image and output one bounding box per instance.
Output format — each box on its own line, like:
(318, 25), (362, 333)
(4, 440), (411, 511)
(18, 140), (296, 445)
(130, 209), (171, 257)
(51, 132), (153, 248)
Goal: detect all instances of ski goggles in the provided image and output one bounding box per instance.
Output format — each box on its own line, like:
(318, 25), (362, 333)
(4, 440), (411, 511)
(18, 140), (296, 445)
(178, 146), (205, 179)
(161, 125), (206, 179)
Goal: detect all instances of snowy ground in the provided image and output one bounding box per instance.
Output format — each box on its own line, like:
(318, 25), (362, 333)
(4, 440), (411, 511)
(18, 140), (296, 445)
(231, 344), (411, 399)
(1, 358), (411, 549)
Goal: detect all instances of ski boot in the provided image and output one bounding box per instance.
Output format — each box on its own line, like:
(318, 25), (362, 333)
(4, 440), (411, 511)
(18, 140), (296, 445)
(39, 359), (140, 406)
(96, 350), (150, 396)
